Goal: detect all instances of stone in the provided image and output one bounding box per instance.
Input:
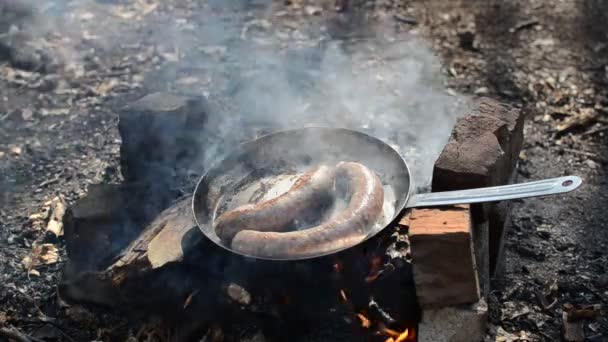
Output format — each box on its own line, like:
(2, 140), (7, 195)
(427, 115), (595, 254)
(404, 205), (480, 308)
(418, 299), (488, 342)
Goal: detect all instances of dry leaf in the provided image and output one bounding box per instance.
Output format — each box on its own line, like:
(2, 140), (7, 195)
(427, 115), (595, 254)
(95, 79), (119, 97)
(9, 145), (22, 156)
(112, 7), (137, 19)
(29, 213), (44, 222)
(82, 30), (99, 41)
(28, 269), (41, 277)
(79, 11), (95, 20)
(21, 255), (33, 269)
(160, 50), (180, 62)
(41, 108), (70, 116)
(112, 2), (157, 20)
(557, 108), (599, 133)
(46, 220), (63, 237)
(21, 108), (33, 121)
(176, 76), (199, 85)
(140, 2), (158, 16)
(35, 244), (60, 265)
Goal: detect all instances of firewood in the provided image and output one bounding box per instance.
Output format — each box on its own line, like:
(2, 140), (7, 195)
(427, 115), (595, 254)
(109, 197), (199, 282)
(562, 310), (585, 342)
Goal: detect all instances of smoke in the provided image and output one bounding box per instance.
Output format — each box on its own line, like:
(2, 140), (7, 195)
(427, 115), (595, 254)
(12, 0), (469, 188)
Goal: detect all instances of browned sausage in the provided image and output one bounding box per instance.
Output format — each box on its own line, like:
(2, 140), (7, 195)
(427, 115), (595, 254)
(231, 162), (384, 259)
(214, 165), (336, 241)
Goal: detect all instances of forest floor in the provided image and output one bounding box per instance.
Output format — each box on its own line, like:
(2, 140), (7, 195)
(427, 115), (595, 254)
(1, 0), (606, 341)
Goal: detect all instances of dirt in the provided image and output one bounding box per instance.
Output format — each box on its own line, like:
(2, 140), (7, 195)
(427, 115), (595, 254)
(1, 0), (607, 341)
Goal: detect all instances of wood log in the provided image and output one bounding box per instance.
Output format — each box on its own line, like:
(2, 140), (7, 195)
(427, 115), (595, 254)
(60, 195), (203, 306)
(118, 92), (210, 185)
(108, 197), (201, 287)
(562, 310), (585, 342)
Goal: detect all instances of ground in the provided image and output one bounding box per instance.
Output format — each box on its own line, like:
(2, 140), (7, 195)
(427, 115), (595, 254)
(0, 0), (607, 341)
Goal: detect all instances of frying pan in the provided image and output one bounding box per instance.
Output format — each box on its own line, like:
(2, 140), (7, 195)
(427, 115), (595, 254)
(192, 127), (582, 260)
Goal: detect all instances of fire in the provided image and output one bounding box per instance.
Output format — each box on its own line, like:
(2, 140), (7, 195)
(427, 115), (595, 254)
(381, 325), (415, 342)
(336, 287), (416, 341)
(356, 313), (371, 328)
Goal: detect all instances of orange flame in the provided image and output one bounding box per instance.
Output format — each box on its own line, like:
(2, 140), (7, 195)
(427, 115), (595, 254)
(356, 313), (371, 328)
(382, 327), (413, 342)
(383, 327), (401, 338)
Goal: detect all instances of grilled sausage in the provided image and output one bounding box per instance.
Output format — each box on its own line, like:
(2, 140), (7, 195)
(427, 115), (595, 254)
(231, 162), (384, 259)
(214, 165), (336, 241)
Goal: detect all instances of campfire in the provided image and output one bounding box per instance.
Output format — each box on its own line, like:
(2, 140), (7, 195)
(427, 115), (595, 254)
(57, 94), (529, 341)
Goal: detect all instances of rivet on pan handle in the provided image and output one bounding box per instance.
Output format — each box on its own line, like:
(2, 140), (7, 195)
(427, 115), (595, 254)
(405, 176), (583, 208)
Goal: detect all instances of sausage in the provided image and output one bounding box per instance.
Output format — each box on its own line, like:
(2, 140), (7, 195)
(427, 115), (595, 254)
(214, 165), (336, 241)
(231, 162), (384, 259)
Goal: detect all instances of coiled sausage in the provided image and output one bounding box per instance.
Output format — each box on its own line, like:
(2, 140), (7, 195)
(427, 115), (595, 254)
(231, 162), (384, 258)
(214, 165), (336, 241)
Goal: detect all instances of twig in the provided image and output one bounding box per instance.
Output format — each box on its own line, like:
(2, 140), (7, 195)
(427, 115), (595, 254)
(509, 18), (539, 33)
(561, 148), (598, 158)
(561, 148), (606, 163)
(393, 14), (418, 25)
(0, 326), (46, 342)
(12, 318), (76, 342)
(39, 176), (60, 188)
(582, 126), (608, 136)
(0, 112), (12, 122)
(582, 284), (608, 304)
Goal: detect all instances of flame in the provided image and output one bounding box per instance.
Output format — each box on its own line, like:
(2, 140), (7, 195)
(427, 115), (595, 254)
(357, 313), (371, 328)
(395, 329), (410, 342)
(382, 326), (414, 341)
(383, 327), (401, 338)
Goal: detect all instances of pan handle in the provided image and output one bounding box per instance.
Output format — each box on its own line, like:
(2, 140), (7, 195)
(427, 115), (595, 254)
(405, 176), (582, 208)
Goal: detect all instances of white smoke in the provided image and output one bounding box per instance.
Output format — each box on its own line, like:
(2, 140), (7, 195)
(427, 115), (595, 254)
(13, 0), (469, 187)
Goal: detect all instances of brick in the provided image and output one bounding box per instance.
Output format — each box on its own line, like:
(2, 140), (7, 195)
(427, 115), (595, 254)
(432, 97), (525, 276)
(404, 205), (480, 308)
(432, 114), (510, 191)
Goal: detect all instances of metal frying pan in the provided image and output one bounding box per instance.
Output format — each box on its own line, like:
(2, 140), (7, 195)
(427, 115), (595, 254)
(192, 127), (582, 260)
